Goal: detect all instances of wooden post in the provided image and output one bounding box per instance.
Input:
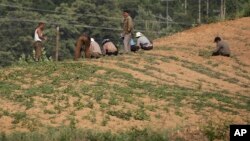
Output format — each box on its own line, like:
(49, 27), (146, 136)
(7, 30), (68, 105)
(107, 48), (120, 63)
(224, 0), (226, 19)
(206, 0), (209, 17)
(185, 0), (187, 15)
(220, 0), (225, 20)
(166, 0), (169, 28)
(55, 26), (60, 61)
(236, 0), (239, 18)
(198, 0), (201, 24)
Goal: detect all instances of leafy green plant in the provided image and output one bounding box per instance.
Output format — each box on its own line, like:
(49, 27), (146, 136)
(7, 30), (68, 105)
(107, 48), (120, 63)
(202, 120), (230, 141)
(101, 115), (110, 126)
(107, 110), (132, 120)
(133, 108), (150, 121)
(73, 100), (85, 110)
(108, 96), (119, 105)
(11, 112), (27, 124)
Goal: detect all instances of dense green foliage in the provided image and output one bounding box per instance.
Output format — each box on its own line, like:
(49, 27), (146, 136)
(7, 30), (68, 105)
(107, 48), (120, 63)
(0, 0), (249, 66)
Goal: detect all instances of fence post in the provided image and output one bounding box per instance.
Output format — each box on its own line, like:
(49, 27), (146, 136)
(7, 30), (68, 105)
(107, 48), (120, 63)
(55, 26), (60, 61)
(198, 0), (201, 24)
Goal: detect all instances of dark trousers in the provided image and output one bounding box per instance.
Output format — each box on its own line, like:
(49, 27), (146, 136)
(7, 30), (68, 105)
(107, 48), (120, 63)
(34, 41), (43, 61)
(106, 51), (118, 56)
(131, 45), (139, 52)
(141, 46), (153, 50)
(212, 52), (230, 57)
(90, 52), (101, 59)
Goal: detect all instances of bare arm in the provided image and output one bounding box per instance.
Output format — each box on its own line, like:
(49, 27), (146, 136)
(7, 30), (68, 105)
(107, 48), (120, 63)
(213, 43), (222, 53)
(37, 29), (46, 40)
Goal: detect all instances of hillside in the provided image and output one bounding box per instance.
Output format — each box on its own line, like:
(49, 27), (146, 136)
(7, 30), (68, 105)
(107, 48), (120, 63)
(0, 18), (249, 141)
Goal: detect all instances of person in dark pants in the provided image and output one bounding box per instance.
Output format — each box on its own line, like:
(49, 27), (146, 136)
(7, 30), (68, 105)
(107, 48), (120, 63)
(212, 37), (231, 57)
(130, 38), (139, 52)
(122, 10), (134, 53)
(135, 32), (153, 50)
(34, 22), (47, 61)
(102, 39), (118, 56)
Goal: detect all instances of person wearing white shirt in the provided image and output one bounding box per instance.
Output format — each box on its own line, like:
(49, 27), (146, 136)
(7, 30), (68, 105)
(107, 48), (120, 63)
(135, 32), (153, 50)
(34, 22), (47, 61)
(89, 38), (102, 58)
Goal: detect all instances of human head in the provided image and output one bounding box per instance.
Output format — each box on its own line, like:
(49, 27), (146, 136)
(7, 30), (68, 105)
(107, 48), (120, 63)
(123, 10), (130, 18)
(91, 38), (95, 42)
(38, 22), (45, 29)
(214, 37), (221, 43)
(136, 32), (143, 38)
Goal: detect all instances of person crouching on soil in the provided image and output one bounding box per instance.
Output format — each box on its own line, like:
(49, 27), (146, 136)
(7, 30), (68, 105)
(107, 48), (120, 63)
(102, 39), (118, 56)
(89, 38), (102, 59)
(135, 32), (153, 50)
(212, 37), (231, 57)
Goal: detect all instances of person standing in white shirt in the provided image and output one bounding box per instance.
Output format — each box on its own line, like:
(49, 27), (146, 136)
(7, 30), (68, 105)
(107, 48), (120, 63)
(34, 22), (47, 61)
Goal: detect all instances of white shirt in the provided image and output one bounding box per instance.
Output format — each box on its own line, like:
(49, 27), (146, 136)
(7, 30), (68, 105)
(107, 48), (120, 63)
(137, 36), (152, 47)
(34, 29), (42, 42)
(90, 41), (102, 54)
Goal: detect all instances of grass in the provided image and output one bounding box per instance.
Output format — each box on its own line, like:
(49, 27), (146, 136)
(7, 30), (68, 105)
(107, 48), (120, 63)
(198, 50), (212, 58)
(101, 115), (110, 126)
(82, 110), (96, 123)
(133, 108), (150, 121)
(0, 127), (169, 141)
(180, 60), (242, 85)
(107, 110), (132, 120)
(0, 60), (248, 140)
(0, 82), (21, 96)
(12, 112), (27, 124)
(202, 119), (230, 141)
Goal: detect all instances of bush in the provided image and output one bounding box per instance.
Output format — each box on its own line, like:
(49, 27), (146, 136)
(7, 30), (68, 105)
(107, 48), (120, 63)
(243, 4), (250, 17)
(0, 51), (15, 67)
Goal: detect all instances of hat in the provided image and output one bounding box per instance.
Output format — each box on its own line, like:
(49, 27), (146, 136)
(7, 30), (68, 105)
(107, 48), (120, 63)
(102, 39), (110, 45)
(136, 32), (142, 38)
(91, 38), (95, 42)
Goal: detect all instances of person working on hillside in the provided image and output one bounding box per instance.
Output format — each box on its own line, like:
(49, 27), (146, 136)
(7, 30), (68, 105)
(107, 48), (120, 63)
(122, 10), (134, 53)
(102, 39), (118, 56)
(74, 33), (91, 61)
(34, 22), (47, 62)
(212, 37), (231, 57)
(130, 38), (139, 52)
(89, 38), (102, 59)
(135, 32), (153, 50)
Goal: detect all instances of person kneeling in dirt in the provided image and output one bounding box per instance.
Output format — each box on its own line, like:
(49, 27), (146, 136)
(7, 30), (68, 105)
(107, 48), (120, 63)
(89, 38), (102, 59)
(130, 38), (139, 52)
(135, 32), (153, 50)
(212, 37), (231, 57)
(102, 39), (118, 56)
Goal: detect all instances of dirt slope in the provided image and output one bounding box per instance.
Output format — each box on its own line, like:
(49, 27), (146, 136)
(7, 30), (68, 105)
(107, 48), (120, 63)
(154, 17), (250, 93)
(0, 18), (249, 140)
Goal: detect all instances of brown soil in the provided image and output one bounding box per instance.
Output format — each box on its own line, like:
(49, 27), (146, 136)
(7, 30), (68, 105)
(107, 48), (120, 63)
(0, 18), (249, 140)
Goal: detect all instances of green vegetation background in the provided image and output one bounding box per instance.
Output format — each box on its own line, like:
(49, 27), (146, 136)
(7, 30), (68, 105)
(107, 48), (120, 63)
(0, 0), (249, 66)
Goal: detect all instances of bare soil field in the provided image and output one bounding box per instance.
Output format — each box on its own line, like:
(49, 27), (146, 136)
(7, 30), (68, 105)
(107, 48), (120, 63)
(0, 18), (249, 141)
